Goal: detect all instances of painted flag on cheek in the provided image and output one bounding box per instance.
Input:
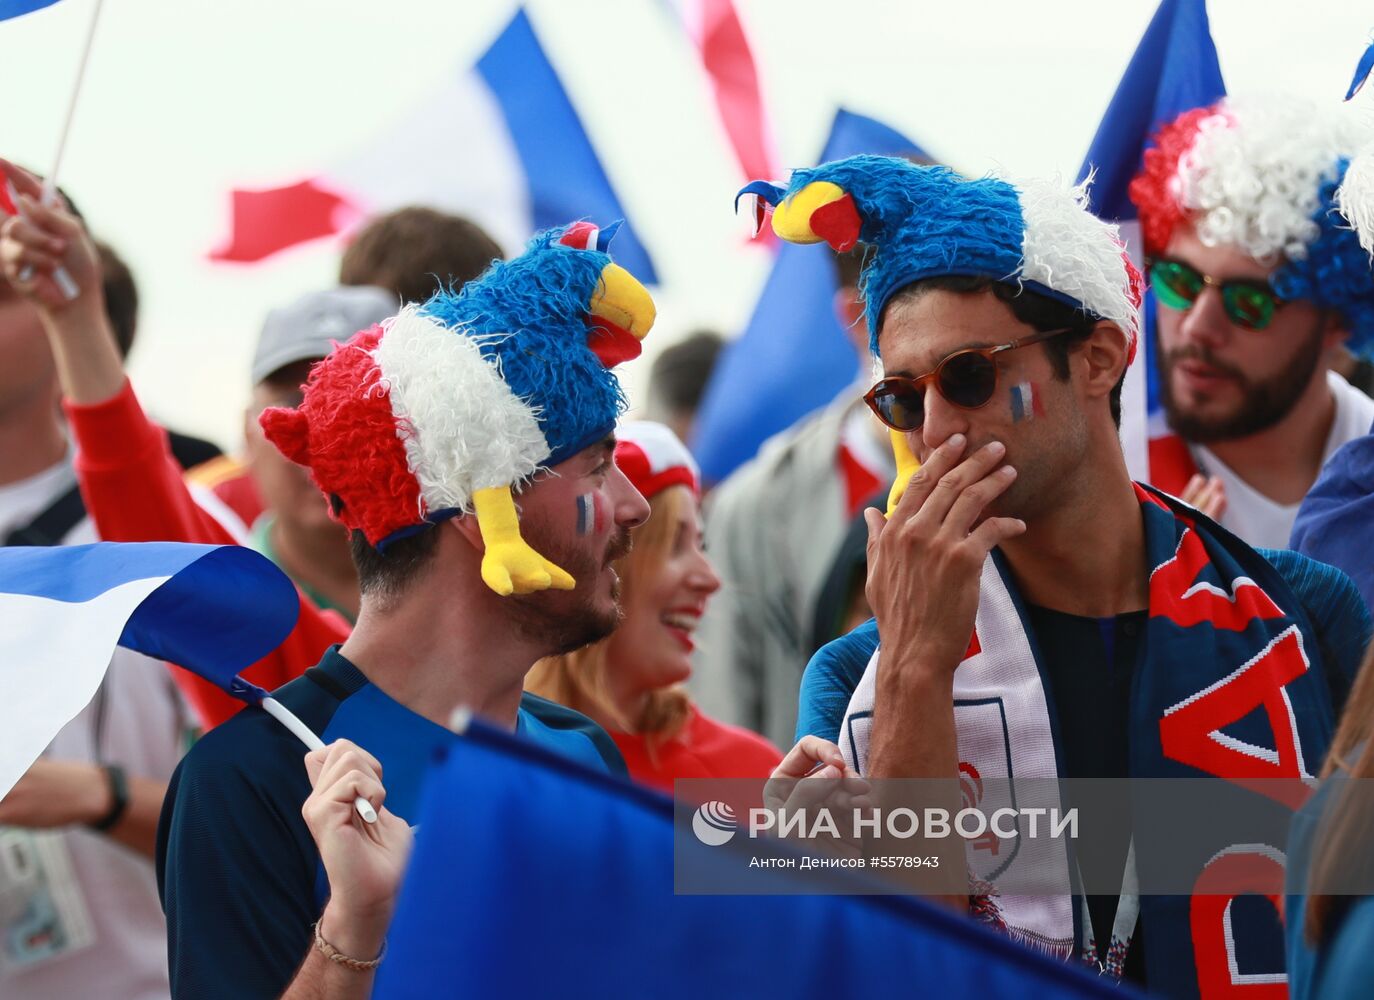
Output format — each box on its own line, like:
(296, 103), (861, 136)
(0, 543), (298, 800)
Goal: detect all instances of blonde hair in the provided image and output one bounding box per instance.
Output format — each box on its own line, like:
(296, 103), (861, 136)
(1305, 639), (1374, 945)
(526, 487), (694, 752)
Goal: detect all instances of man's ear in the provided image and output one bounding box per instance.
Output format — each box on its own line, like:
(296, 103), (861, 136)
(447, 510), (485, 552)
(1320, 310), (1350, 352)
(1079, 321), (1129, 403)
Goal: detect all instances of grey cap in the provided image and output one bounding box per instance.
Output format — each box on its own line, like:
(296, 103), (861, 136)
(251, 285), (398, 385)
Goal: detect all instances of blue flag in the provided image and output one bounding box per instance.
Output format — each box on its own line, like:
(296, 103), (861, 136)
(1347, 39), (1374, 101)
(476, 9), (655, 282)
(690, 109), (927, 484)
(374, 718), (1127, 999)
(0, 0), (60, 20)
(0, 543), (299, 798)
(1075, 0), (1225, 446)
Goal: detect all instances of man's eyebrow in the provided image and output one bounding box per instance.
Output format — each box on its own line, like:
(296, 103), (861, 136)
(590, 436), (616, 463)
(885, 340), (997, 378)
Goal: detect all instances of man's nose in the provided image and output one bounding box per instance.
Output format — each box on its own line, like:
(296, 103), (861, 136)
(921, 383), (972, 455)
(610, 465), (650, 529)
(1176, 285), (1232, 352)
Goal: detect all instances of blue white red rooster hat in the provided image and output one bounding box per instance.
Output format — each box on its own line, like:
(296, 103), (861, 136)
(1129, 95), (1374, 353)
(260, 221), (655, 596)
(737, 155), (1142, 359)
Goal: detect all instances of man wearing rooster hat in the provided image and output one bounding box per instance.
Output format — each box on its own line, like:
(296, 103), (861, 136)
(751, 155), (1372, 994)
(152, 222), (655, 999)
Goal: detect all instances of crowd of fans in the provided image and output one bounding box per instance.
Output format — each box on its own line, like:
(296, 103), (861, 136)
(0, 86), (1373, 1000)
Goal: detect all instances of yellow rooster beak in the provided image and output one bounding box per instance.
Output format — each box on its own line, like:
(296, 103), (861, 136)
(770, 181), (862, 252)
(589, 262), (655, 340)
(585, 262), (655, 367)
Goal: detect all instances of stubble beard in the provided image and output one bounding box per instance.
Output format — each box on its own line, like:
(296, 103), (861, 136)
(505, 526), (634, 656)
(1159, 328), (1325, 444)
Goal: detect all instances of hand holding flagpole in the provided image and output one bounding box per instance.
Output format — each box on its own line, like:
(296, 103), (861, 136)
(262, 697), (378, 824)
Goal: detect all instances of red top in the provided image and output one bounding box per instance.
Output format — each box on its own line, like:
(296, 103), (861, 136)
(610, 703), (783, 795)
(64, 379), (349, 729)
(1147, 433), (1199, 499)
(184, 454), (267, 529)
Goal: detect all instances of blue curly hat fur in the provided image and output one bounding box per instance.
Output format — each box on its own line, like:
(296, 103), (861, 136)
(420, 226), (629, 464)
(738, 155), (1141, 359)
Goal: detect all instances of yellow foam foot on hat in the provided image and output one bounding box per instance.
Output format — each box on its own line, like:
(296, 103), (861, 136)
(472, 486), (576, 596)
(885, 429), (920, 517)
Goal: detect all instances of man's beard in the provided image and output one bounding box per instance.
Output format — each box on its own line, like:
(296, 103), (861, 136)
(505, 525), (634, 656)
(1159, 328), (1325, 443)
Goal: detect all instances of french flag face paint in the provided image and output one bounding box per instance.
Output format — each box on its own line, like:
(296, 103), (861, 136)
(575, 493), (604, 536)
(1009, 382), (1044, 423)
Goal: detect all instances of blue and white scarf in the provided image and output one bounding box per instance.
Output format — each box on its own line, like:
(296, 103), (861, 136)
(838, 485), (1341, 995)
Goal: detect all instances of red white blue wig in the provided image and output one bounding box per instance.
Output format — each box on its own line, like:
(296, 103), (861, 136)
(1129, 96), (1374, 353)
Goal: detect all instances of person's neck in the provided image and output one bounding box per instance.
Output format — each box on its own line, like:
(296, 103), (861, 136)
(999, 441), (1148, 618)
(271, 518), (360, 619)
(546, 644), (648, 736)
(1195, 370), (1336, 506)
(588, 656), (650, 735)
(337, 566), (548, 731)
(0, 395), (67, 487)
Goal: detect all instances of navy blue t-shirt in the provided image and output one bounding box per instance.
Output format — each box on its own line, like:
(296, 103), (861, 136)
(155, 646), (624, 999)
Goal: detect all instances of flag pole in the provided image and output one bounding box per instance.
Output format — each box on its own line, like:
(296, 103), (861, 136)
(261, 696), (378, 824)
(16, 0), (105, 298)
(48, 0), (104, 189)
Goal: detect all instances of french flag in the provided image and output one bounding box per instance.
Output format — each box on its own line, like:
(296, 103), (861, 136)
(663, 0), (777, 185)
(1074, 0), (1225, 480)
(210, 9), (655, 283)
(0, 543), (298, 800)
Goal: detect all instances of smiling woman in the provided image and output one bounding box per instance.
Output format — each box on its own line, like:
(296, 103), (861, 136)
(525, 422), (782, 793)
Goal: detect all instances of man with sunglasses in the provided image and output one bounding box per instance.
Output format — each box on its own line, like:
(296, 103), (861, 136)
(1130, 97), (1374, 548)
(748, 154), (1370, 995)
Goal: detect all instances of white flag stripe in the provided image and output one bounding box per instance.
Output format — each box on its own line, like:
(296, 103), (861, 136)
(0, 575), (169, 799)
(328, 71), (531, 257)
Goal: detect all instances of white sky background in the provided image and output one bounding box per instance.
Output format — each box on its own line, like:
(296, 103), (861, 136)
(3, 0), (1371, 448)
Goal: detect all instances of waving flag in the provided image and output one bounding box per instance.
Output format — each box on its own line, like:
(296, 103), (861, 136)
(664, 0), (777, 184)
(1075, 0), (1225, 479)
(375, 716), (1124, 999)
(1347, 39), (1374, 101)
(691, 109), (928, 484)
(0, 0), (60, 19)
(0, 543), (298, 799)
(211, 9), (655, 282)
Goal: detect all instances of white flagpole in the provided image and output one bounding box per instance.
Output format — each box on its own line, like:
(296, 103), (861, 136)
(16, 0), (105, 298)
(261, 697), (379, 825)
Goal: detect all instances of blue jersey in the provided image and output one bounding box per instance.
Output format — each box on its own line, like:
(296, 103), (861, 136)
(155, 646), (623, 998)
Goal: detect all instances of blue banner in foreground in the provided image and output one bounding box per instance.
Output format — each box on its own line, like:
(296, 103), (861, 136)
(375, 718), (1127, 999)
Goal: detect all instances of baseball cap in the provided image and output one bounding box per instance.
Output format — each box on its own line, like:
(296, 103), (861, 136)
(614, 421), (700, 500)
(251, 285), (398, 385)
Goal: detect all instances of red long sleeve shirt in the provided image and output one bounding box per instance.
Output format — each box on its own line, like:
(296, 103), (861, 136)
(64, 379), (349, 728)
